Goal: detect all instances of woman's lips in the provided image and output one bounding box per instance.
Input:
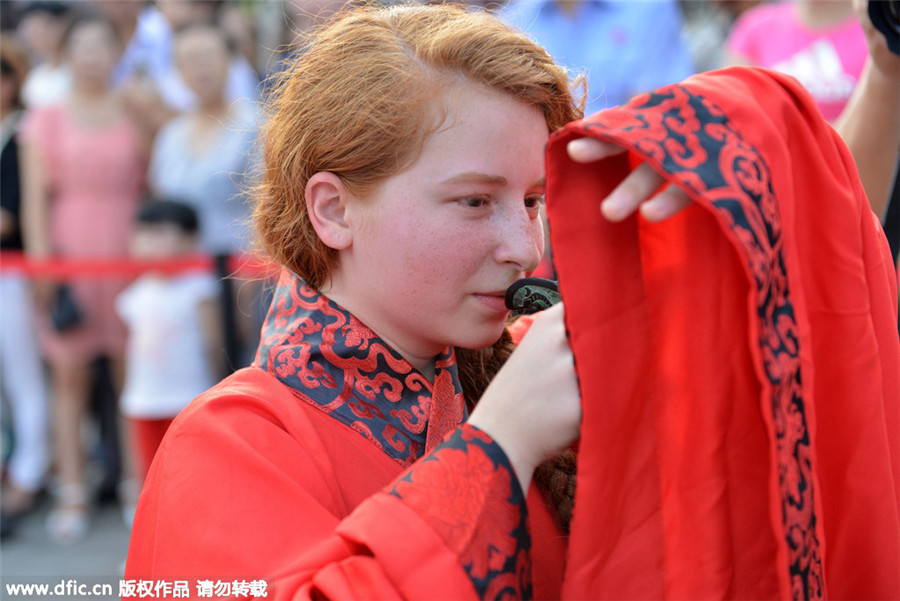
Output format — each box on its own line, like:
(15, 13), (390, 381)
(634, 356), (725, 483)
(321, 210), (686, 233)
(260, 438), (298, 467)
(472, 292), (510, 314)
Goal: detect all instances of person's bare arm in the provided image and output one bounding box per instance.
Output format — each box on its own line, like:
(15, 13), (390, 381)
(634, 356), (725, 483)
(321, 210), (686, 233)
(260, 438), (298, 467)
(834, 0), (900, 221)
(20, 135), (56, 304)
(20, 138), (52, 258)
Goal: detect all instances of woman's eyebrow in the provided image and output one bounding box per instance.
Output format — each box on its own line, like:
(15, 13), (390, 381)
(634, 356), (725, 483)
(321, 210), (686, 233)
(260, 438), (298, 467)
(440, 172), (508, 186)
(440, 174), (545, 189)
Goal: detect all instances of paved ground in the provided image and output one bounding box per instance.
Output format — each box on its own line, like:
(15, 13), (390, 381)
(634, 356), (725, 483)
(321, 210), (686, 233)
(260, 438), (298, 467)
(1, 358), (134, 600)
(0, 494), (131, 601)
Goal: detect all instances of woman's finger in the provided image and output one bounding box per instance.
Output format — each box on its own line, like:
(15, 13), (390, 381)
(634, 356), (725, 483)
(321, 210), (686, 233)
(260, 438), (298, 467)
(567, 136), (694, 222)
(599, 161), (668, 221)
(639, 184), (693, 222)
(566, 137), (626, 163)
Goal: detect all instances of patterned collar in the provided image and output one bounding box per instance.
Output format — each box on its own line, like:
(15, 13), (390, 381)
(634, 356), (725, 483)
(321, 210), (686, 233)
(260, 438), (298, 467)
(254, 270), (467, 467)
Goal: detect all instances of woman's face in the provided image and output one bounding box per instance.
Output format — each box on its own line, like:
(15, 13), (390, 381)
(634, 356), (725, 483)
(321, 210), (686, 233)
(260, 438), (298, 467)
(17, 11), (67, 62)
(174, 27), (229, 105)
(157, 0), (212, 30)
(326, 83), (548, 366)
(66, 21), (119, 87)
(130, 222), (194, 260)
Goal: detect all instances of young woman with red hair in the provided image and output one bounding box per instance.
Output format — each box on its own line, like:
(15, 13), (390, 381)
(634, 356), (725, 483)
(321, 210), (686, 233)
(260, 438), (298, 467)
(125, 2), (899, 599)
(124, 3), (689, 598)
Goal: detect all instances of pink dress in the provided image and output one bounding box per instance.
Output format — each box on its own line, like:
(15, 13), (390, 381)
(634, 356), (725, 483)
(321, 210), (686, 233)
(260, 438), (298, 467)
(21, 103), (145, 362)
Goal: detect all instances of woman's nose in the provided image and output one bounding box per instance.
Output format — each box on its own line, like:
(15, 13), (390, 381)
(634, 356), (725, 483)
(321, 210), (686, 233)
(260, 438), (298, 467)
(493, 205), (543, 272)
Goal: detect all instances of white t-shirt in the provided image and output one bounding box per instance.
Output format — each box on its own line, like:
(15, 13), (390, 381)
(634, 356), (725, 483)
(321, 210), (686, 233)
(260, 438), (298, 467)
(117, 270), (219, 419)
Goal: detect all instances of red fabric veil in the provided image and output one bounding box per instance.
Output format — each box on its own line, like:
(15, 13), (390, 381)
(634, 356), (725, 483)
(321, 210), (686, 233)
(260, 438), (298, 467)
(546, 67), (900, 600)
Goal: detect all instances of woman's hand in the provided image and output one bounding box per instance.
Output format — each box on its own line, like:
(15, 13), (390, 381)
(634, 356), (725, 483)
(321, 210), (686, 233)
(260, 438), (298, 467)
(567, 137), (693, 222)
(468, 303), (581, 492)
(853, 0), (900, 80)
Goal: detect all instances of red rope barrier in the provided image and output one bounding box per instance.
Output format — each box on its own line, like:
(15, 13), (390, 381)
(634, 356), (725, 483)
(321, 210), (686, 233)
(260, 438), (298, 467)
(0, 251), (280, 280)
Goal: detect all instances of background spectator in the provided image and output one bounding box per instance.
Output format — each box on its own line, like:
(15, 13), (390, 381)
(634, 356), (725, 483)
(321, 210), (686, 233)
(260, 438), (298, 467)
(679, 0), (761, 73)
(218, 1), (259, 80)
(0, 33), (50, 540)
(725, 0), (867, 122)
(116, 199), (220, 510)
(153, 0), (259, 112)
(94, 0), (175, 140)
(500, 0), (695, 115)
(19, 14), (146, 544)
(16, 1), (72, 108)
(724, 0), (898, 221)
(147, 21), (261, 371)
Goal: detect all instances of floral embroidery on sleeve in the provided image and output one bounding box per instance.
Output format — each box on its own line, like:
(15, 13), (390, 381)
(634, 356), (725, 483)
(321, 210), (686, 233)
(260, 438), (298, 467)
(388, 424), (531, 601)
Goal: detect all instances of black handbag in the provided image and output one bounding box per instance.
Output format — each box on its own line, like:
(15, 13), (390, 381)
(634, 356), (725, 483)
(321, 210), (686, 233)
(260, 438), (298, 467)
(49, 284), (83, 332)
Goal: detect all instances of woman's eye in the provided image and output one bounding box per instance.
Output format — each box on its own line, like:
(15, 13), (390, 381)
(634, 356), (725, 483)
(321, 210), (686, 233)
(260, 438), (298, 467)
(524, 195), (545, 209)
(460, 196), (488, 208)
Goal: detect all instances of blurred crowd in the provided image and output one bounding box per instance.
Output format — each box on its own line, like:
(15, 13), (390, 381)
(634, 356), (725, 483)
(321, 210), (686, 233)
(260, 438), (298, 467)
(0, 0), (893, 549)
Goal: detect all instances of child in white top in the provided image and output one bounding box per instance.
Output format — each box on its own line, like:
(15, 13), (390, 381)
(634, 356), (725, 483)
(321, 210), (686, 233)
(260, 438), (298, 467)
(117, 199), (221, 483)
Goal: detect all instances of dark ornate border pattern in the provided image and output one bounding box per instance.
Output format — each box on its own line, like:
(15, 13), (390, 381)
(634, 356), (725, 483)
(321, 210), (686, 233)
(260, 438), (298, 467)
(254, 271), (465, 467)
(562, 84), (823, 600)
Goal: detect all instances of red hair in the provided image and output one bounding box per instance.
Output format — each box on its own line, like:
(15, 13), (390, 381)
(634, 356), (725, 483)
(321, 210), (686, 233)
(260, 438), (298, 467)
(253, 2), (582, 289)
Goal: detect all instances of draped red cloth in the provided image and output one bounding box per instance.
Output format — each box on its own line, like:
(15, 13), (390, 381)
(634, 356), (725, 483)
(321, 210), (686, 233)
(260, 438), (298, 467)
(547, 67), (900, 600)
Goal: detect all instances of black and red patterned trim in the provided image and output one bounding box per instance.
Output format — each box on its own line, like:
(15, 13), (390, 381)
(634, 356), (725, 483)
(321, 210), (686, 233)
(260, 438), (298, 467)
(253, 271), (465, 467)
(388, 424), (531, 601)
(561, 84), (824, 600)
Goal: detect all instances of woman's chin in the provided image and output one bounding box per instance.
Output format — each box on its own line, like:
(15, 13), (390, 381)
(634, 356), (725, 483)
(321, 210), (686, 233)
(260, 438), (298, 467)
(454, 323), (510, 351)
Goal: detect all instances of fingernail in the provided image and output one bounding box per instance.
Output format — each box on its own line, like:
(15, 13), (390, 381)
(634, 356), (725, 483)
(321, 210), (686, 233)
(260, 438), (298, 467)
(567, 138), (588, 159)
(639, 196), (666, 222)
(600, 193), (627, 221)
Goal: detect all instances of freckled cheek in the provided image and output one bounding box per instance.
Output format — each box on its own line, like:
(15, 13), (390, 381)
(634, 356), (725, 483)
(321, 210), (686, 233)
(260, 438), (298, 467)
(398, 224), (488, 286)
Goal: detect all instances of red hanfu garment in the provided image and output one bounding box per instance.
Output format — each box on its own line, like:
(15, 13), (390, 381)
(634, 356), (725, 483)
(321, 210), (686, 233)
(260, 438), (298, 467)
(547, 67), (900, 600)
(125, 275), (567, 600)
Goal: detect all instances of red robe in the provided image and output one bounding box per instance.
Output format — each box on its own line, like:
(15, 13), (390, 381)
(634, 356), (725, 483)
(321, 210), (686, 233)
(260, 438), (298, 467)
(547, 67), (900, 600)
(125, 276), (566, 600)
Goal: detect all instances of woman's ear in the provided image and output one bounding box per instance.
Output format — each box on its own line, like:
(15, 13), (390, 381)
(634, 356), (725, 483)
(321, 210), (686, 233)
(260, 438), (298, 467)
(306, 172), (353, 250)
